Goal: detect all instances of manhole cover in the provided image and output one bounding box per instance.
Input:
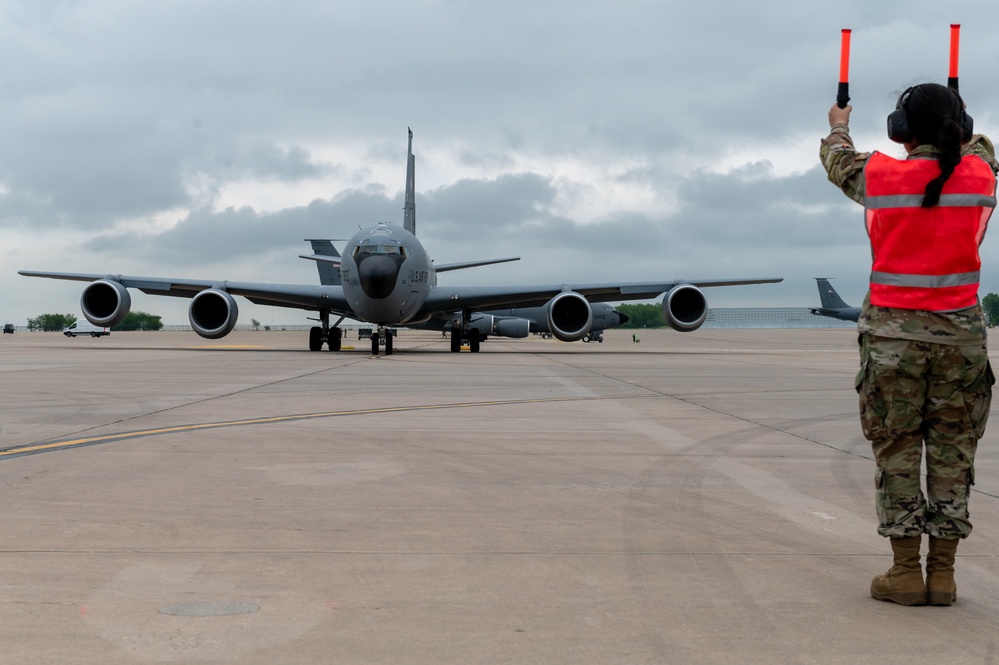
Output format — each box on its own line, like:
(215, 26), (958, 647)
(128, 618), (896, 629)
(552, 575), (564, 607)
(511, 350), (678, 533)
(158, 601), (260, 617)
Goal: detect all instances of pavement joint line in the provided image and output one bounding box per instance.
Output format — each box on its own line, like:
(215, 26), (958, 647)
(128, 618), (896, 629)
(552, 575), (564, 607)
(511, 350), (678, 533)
(0, 394), (651, 460)
(0, 549), (943, 557)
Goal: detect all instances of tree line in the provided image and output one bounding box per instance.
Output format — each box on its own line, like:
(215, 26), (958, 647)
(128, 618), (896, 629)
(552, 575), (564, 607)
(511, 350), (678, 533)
(983, 293), (999, 327)
(614, 303), (666, 329)
(26, 312), (164, 332)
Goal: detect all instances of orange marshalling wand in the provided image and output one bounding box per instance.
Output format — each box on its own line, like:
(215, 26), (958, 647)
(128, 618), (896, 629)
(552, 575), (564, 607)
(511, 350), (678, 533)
(948, 23), (961, 91)
(837, 29), (851, 109)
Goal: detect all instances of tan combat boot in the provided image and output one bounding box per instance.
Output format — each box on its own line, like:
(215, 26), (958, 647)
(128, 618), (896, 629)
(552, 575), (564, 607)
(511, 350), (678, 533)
(870, 535), (926, 606)
(926, 536), (959, 606)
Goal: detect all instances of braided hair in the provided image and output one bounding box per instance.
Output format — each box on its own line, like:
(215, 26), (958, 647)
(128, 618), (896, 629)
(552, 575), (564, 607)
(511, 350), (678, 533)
(901, 83), (965, 208)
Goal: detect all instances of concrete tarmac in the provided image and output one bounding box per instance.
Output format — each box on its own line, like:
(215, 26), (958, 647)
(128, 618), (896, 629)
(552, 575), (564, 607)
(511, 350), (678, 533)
(1, 327), (998, 664)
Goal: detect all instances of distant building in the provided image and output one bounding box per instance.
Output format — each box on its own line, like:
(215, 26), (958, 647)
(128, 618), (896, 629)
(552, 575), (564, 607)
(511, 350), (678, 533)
(704, 308), (855, 329)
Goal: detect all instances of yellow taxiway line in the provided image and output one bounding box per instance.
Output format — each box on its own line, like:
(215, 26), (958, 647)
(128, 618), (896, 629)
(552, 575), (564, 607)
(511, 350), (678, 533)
(0, 394), (644, 460)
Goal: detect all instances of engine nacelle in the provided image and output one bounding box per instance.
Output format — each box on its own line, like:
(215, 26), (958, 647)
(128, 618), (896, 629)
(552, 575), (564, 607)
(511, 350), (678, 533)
(545, 291), (592, 342)
(189, 289), (239, 339)
(494, 317), (529, 339)
(467, 314), (494, 337)
(81, 279), (132, 328)
(466, 313), (530, 339)
(663, 284), (707, 332)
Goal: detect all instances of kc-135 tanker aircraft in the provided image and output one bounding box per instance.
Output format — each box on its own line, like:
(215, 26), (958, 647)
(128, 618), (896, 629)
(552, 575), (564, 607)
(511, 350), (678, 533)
(302, 239), (629, 342)
(20, 130), (782, 355)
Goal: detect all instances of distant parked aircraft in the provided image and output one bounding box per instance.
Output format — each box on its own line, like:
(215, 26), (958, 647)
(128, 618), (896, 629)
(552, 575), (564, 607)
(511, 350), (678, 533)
(809, 278), (860, 322)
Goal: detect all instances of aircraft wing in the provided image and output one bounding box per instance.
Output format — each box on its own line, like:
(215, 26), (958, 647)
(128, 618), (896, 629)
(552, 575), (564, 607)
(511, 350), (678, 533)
(434, 257), (520, 273)
(17, 271), (353, 313)
(20, 269), (780, 326)
(418, 277), (783, 315)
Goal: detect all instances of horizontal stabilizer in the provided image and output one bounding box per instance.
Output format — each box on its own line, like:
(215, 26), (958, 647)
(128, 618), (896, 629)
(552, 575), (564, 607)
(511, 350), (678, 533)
(304, 239), (343, 257)
(299, 254), (342, 265)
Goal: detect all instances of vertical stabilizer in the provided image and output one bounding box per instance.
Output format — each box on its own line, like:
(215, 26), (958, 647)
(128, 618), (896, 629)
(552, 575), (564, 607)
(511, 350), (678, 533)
(815, 278), (850, 309)
(305, 239), (341, 286)
(404, 128), (416, 235)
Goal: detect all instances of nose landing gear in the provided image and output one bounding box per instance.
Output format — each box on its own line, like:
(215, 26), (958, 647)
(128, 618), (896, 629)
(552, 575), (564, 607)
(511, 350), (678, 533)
(370, 327), (395, 355)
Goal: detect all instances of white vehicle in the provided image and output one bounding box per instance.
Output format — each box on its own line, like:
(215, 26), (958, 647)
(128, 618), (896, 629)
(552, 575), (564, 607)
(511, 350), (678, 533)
(63, 320), (110, 337)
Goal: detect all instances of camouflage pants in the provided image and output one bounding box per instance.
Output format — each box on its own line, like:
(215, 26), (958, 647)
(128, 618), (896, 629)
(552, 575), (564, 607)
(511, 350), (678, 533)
(857, 334), (993, 539)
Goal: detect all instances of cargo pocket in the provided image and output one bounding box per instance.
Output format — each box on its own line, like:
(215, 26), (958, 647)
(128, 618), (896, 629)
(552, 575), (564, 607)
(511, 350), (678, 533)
(969, 360), (995, 439)
(854, 334), (868, 395)
(856, 339), (887, 442)
(874, 468), (891, 527)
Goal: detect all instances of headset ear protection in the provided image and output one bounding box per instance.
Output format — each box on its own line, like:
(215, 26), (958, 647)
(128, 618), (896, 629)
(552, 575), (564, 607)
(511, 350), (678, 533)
(886, 86), (915, 143)
(887, 84), (974, 144)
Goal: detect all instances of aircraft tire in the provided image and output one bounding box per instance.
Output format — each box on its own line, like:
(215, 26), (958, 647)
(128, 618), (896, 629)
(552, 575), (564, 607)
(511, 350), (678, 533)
(309, 326), (322, 351)
(385, 332), (393, 355)
(450, 331), (461, 353)
(371, 332), (380, 355)
(329, 328), (342, 352)
(469, 329), (480, 353)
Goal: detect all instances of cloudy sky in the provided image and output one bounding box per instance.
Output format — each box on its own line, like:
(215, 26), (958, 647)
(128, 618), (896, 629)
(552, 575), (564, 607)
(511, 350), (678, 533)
(3, 1), (999, 326)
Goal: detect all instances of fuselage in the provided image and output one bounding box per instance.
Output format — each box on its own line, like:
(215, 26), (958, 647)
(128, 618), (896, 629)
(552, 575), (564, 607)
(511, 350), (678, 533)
(809, 307), (861, 322)
(340, 222), (436, 324)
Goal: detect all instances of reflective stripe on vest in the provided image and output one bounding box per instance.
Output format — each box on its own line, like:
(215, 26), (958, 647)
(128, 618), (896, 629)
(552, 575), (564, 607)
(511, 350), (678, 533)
(863, 151), (996, 311)
(866, 193), (997, 209)
(870, 270), (980, 288)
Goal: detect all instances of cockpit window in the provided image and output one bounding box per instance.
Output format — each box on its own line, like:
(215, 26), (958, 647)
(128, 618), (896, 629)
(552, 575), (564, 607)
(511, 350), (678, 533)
(353, 244), (408, 258)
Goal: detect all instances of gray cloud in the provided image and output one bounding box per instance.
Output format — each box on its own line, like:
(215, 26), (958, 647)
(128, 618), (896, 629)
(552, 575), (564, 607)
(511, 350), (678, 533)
(3, 0), (998, 324)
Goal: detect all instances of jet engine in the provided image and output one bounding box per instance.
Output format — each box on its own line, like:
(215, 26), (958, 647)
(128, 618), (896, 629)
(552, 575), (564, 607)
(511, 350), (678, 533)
(544, 291), (593, 342)
(466, 314), (530, 339)
(81, 279), (132, 328)
(494, 317), (530, 339)
(189, 289), (239, 339)
(662, 284), (708, 332)
(466, 314), (495, 338)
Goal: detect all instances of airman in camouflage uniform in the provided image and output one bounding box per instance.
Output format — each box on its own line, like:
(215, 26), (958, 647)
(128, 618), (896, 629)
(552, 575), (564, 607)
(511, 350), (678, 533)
(821, 89), (998, 606)
(856, 329), (991, 540)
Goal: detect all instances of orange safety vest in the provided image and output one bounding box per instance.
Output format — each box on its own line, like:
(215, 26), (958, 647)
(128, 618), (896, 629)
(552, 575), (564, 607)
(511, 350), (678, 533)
(864, 151), (996, 311)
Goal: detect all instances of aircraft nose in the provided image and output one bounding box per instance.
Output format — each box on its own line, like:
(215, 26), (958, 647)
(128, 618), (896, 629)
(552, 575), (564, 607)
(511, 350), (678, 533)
(615, 311), (629, 326)
(357, 255), (401, 299)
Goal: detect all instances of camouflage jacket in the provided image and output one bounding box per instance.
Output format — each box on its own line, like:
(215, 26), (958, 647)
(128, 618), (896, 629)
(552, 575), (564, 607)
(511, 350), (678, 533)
(819, 127), (998, 345)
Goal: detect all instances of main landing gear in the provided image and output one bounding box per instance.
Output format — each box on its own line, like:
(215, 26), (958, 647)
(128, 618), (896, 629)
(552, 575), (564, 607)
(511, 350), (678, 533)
(447, 309), (481, 353)
(308, 312), (397, 356)
(309, 310), (344, 352)
(449, 327), (480, 353)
